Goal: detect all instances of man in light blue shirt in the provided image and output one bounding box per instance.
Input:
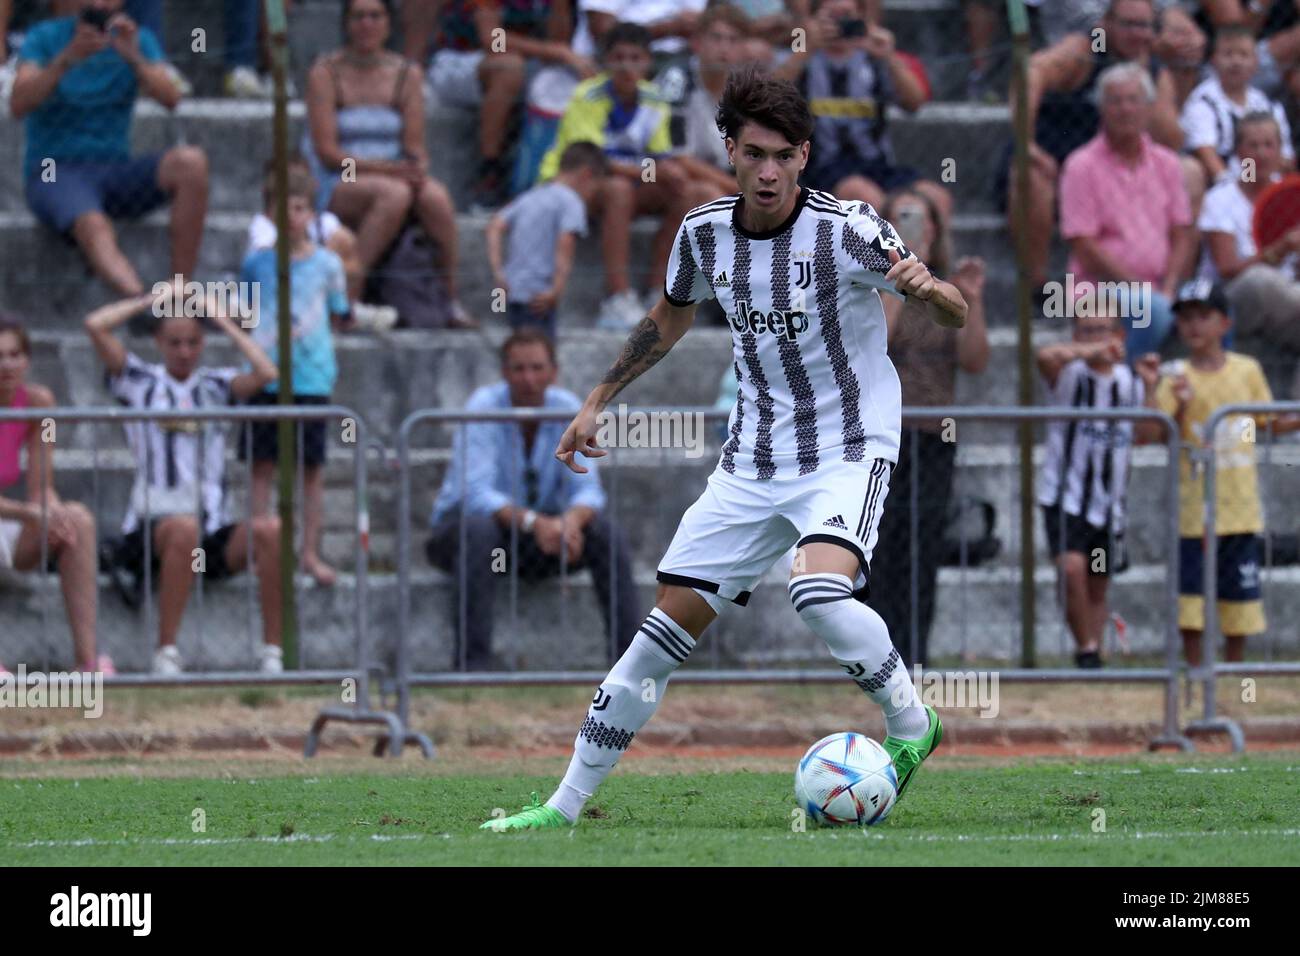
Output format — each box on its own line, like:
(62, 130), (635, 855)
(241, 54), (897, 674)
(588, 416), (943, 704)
(426, 329), (640, 669)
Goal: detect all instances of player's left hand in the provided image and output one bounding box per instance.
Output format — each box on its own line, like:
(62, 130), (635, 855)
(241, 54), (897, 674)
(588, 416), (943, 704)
(885, 248), (935, 301)
(555, 405), (606, 474)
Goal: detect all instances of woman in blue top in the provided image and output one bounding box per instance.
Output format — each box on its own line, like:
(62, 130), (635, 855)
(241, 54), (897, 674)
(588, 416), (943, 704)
(304, 0), (477, 327)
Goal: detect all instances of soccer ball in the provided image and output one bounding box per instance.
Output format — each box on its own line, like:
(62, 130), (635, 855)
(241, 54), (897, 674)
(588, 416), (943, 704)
(794, 732), (898, 827)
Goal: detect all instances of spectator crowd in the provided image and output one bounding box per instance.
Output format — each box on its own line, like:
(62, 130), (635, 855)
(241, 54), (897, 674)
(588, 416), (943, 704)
(2, 0), (1299, 675)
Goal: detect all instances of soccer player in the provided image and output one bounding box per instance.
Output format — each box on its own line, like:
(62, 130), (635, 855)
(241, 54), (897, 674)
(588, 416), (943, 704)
(483, 66), (967, 830)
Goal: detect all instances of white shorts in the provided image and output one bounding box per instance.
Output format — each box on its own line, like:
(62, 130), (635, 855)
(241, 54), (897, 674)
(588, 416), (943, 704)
(0, 518), (22, 569)
(657, 457), (893, 614)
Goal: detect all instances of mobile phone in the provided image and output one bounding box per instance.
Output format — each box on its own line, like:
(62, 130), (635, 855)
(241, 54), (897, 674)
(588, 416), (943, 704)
(79, 7), (111, 31)
(838, 18), (866, 39)
(892, 205), (927, 251)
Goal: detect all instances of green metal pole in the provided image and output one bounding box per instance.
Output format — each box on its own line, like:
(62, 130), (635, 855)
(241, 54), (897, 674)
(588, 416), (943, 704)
(1008, 0), (1036, 668)
(268, 0), (298, 669)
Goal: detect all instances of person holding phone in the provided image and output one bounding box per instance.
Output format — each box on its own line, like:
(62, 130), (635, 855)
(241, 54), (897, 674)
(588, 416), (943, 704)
(10, 0), (208, 301)
(774, 0), (951, 227)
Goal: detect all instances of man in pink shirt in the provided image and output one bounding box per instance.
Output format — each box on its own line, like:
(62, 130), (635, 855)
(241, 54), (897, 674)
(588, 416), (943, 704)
(1059, 61), (1197, 359)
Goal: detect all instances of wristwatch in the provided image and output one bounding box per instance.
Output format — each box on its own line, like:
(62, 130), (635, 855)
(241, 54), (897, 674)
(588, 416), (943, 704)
(521, 509), (538, 533)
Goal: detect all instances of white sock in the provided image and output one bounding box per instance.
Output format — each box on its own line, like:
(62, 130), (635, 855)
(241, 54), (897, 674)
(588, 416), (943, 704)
(546, 608), (695, 822)
(789, 572), (929, 739)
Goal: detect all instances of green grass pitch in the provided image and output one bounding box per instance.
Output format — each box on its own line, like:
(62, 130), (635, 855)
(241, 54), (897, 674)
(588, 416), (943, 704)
(2, 756), (1298, 866)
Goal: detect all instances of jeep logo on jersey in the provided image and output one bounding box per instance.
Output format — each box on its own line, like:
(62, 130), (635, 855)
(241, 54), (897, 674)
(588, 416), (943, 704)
(729, 299), (811, 341)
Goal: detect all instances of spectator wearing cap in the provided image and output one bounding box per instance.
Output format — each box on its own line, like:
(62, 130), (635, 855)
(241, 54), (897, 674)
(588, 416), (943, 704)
(10, 0), (208, 300)
(1150, 277), (1300, 665)
(425, 329), (640, 671)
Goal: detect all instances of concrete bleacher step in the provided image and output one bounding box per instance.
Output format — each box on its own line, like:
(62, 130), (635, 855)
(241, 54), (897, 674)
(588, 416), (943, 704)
(0, 97), (1012, 217)
(0, 206), (1026, 327)
(29, 426), (1300, 573)
(27, 326), (1069, 449)
(6, 562), (1299, 674)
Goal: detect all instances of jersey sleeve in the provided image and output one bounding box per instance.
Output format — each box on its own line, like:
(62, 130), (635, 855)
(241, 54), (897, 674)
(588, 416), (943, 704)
(663, 219), (713, 306)
(841, 202), (911, 299)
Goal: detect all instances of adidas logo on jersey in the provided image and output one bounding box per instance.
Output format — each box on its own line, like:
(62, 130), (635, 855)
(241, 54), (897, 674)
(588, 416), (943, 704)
(822, 514), (848, 530)
(714, 271), (730, 288)
(729, 298), (811, 341)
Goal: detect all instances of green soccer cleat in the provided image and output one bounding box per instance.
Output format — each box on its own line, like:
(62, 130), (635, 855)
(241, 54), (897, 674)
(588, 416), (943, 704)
(479, 792), (571, 831)
(882, 705), (943, 800)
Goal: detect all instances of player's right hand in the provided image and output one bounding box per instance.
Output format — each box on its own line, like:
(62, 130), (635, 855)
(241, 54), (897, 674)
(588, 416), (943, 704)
(555, 405), (606, 474)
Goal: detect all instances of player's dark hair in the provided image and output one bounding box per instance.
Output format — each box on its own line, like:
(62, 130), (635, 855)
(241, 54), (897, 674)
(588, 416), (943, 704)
(716, 65), (815, 148)
(501, 327), (558, 366)
(0, 314), (32, 358)
(600, 22), (653, 58)
(558, 141), (610, 176)
(1234, 110), (1281, 152)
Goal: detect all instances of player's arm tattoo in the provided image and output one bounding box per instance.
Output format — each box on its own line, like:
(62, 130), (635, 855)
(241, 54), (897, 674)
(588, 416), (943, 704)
(600, 314), (669, 399)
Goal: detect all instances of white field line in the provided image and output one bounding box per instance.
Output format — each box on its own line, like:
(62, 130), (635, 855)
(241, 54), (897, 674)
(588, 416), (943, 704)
(7, 833), (423, 849)
(7, 828), (1299, 850)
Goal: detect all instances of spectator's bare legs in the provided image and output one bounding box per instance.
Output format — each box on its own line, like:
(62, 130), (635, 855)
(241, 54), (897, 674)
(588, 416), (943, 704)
(1182, 630), (1246, 666)
(1180, 155), (1207, 224)
(154, 515), (202, 649)
(300, 464), (336, 586)
(1008, 144), (1059, 288)
(596, 176), (638, 296)
(12, 501), (99, 669)
(476, 51), (526, 176)
(250, 460), (274, 517)
(71, 212), (146, 296)
(325, 224), (364, 303)
(158, 145), (209, 280)
(1056, 552), (1098, 654)
(401, 0), (439, 63)
(1085, 573), (1109, 653)
(412, 175), (462, 302)
(329, 175), (414, 274)
(223, 516), (283, 647)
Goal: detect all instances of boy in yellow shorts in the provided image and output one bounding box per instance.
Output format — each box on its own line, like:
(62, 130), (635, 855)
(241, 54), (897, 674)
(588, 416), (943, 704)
(1149, 279), (1300, 665)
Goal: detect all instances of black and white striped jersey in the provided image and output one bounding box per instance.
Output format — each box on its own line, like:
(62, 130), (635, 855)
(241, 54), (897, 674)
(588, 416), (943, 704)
(1036, 359), (1145, 533)
(664, 186), (910, 480)
(106, 353), (238, 536)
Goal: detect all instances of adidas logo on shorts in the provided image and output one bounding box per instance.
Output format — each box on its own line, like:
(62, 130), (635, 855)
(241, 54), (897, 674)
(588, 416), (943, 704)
(822, 514), (848, 530)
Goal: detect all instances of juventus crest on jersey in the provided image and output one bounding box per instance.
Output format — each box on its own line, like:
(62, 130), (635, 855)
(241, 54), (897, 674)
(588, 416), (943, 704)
(664, 186), (912, 481)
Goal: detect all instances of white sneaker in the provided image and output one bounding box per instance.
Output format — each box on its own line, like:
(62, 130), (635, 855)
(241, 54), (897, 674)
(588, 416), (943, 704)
(259, 644), (284, 675)
(152, 645), (183, 676)
(224, 65), (273, 99)
(597, 290), (647, 330)
(351, 302), (399, 332)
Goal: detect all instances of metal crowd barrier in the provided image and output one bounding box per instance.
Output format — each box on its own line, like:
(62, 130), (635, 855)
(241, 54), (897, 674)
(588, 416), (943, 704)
(394, 405), (1193, 753)
(0, 404), (424, 757)
(1190, 402), (1300, 753)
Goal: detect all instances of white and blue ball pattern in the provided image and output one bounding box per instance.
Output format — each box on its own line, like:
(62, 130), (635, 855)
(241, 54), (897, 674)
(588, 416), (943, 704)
(795, 732), (899, 827)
